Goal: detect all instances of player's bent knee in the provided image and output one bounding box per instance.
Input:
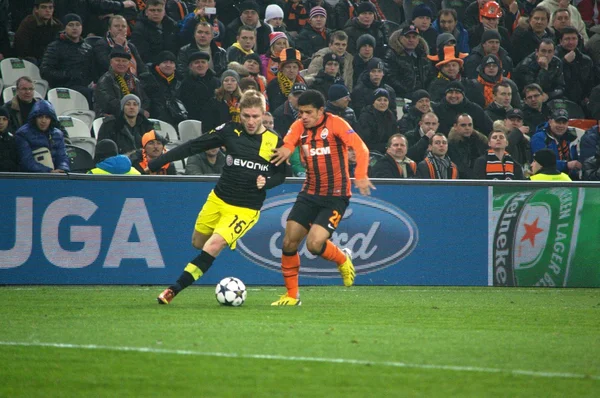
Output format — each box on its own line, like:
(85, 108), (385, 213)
(305, 239), (325, 255)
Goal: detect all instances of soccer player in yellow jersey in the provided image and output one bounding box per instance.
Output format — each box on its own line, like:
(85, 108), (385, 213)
(150, 91), (287, 304)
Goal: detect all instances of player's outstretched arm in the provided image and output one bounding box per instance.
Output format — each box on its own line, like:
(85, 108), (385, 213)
(270, 146), (292, 166)
(335, 118), (376, 196)
(148, 130), (225, 172)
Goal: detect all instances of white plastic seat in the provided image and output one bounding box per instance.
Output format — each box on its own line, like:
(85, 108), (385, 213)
(149, 118), (179, 143)
(0, 58), (43, 84)
(92, 117), (105, 138)
(178, 120), (202, 143)
(48, 88), (95, 128)
(58, 115), (96, 157)
(2, 86), (44, 103)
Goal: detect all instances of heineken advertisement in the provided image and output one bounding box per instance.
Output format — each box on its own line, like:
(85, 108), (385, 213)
(490, 187), (600, 287)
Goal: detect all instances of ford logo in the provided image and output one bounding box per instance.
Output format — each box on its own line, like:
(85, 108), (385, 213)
(237, 194), (419, 277)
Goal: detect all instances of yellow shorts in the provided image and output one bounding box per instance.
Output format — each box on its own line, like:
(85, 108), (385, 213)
(195, 190), (260, 250)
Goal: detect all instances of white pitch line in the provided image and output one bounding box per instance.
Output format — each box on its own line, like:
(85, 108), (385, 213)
(0, 341), (598, 381)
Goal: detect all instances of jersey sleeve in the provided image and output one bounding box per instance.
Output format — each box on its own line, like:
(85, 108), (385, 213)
(148, 125), (227, 172)
(265, 135), (288, 189)
(332, 117), (370, 180)
(282, 119), (304, 152)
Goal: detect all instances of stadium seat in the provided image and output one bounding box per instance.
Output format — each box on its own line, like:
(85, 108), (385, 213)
(547, 99), (586, 120)
(48, 88), (95, 128)
(569, 119), (597, 131)
(0, 58), (49, 98)
(92, 117), (105, 138)
(178, 120), (202, 143)
(84, 36), (103, 47)
(149, 118), (179, 142)
(66, 144), (95, 173)
(2, 86), (44, 103)
(59, 115), (96, 156)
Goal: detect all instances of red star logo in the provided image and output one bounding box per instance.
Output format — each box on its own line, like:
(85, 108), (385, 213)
(520, 218), (544, 247)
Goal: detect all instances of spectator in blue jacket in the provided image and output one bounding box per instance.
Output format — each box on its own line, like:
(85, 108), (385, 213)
(530, 109), (581, 179)
(431, 8), (469, 54)
(14, 100), (70, 173)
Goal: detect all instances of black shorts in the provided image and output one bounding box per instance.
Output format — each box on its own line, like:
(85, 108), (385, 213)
(287, 192), (350, 235)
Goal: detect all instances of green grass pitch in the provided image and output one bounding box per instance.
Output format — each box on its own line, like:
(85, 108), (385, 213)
(1, 286), (599, 397)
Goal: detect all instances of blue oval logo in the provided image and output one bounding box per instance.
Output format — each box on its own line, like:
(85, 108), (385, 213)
(237, 194), (419, 277)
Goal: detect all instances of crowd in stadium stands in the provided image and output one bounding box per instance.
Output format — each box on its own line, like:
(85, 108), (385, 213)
(1, 0), (600, 181)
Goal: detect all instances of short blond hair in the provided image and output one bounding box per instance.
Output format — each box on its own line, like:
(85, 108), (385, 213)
(240, 90), (266, 112)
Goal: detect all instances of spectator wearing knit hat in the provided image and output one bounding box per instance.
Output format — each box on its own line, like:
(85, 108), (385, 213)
(40, 13), (94, 104)
(264, 4), (285, 30)
(224, 0), (271, 54)
(305, 0), (337, 30)
(473, 54), (521, 109)
(97, 93), (155, 155)
(308, 52), (345, 100)
(88, 139), (141, 175)
(463, 29), (514, 79)
(343, 1), (388, 57)
(383, 24), (435, 99)
(178, 51), (221, 122)
(178, 20), (228, 79)
(296, 6), (331, 60)
(131, 130), (177, 175)
(325, 84), (358, 129)
(410, 4), (438, 54)
(351, 57), (397, 119)
(140, 51), (186, 126)
(530, 148), (572, 181)
(352, 34), (376, 87)
(398, 89), (433, 133)
(283, 0), (309, 34)
(94, 48), (151, 118)
(14, 0), (63, 64)
(358, 88), (399, 153)
(242, 53), (269, 100)
(261, 32), (290, 84)
(431, 80), (493, 135)
(266, 48), (306, 111)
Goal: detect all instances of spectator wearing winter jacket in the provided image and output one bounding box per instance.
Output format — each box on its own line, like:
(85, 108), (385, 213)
(0, 107), (19, 172)
(555, 27), (594, 107)
(358, 88), (399, 154)
(130, 0), (180, 65)
(178, 20), (227, 79)
(307, 31), (355, 91)
(431, 8), (469, 54)
(369, 134), (417, 178)
(295, 6), (331, 61)
(409, 4), (438, 54)
(177, 51), (220, 123)
(266, 48), (306, 112)
(2, 77), (40, 134)
(308, 53), (345, 100)
(474, 55), (521, 110)
(447, 113), (489, 179)
(40, 14), (94, 105)
(15, 100), (70, 173)
(97, 94), (155, 155)
(140, 51), (184, 126)
(473, 127), (524, 180)
(383, 24), (434, 99)
(325, 84), (358, 130)
(14, 0), (64, 64)
(510, 6), (555, 65)
(398, 89), (433, 133)
(513, 39), (565, 101)
(261, 32), (290, 84)
(350, 57), (397, 119)
(178, 0), (225, 47)
(343, 1), (387, 57)
(92, 15), (147, 82)
(463, 29), (513, 79)
(530, 108), (581, 179)
(223, 0), (270, 54)
(94, 48), (151, 117)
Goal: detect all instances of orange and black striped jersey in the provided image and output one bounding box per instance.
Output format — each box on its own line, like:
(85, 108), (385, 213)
(284, 113), (369, 197)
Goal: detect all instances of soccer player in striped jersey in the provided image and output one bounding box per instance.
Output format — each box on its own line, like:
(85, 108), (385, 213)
(270, 89), (374, 306)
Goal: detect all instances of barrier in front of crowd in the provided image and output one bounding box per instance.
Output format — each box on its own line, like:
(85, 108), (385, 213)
(0, 174), (598, 287)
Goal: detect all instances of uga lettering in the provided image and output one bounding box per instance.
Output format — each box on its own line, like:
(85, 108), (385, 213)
(0, 197), (164, 269)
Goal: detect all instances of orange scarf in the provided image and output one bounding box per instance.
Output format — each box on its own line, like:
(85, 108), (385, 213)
(477, 75), (500, 107)
(138, 150), (171, 174)
(154, 65), (174, 83)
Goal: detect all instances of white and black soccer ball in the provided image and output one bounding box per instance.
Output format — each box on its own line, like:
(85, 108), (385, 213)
(215, 277), (247, 307)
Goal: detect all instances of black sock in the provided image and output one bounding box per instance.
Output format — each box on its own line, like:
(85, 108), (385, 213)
(171, 252), (216, 294)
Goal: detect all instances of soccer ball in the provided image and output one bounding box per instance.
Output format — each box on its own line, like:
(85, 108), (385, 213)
(215, 277), (247, 307)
